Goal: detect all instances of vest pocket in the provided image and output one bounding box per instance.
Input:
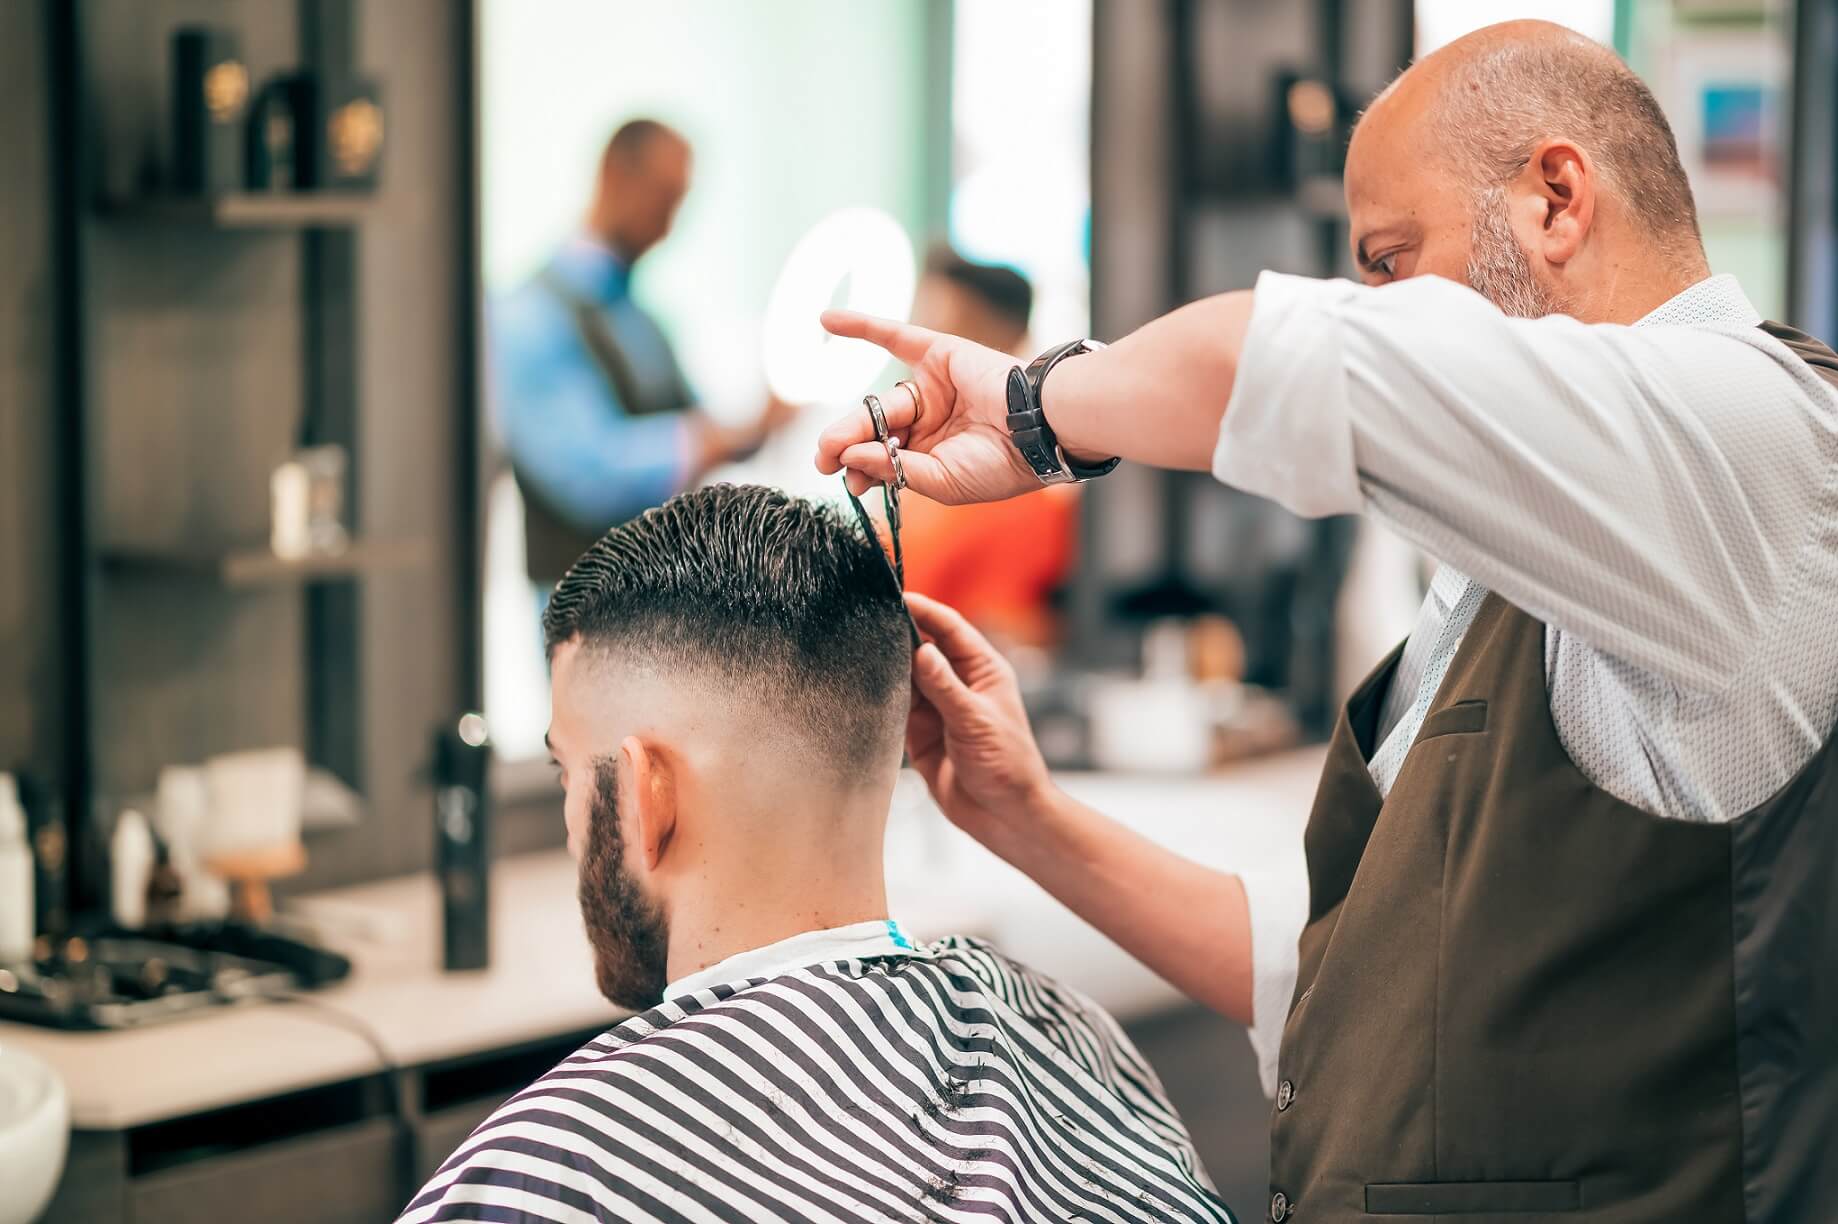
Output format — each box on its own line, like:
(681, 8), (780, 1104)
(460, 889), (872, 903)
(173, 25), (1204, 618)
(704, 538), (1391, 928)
(1414, 699), (1489, 741)
(1365, 1180), (1579, 1214)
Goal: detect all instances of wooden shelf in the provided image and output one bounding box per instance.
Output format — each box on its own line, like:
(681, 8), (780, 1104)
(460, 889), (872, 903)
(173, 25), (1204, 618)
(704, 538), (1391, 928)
(101, 537), (430, 587)
(97, 192), (378, 229)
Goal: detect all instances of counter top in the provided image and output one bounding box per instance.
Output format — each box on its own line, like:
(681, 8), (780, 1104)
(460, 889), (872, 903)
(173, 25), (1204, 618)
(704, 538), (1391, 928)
(0, 748), (1322, 1130)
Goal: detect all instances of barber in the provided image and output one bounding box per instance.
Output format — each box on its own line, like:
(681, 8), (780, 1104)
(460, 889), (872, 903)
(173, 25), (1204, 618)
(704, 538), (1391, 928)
(817, 22), (1836, 1223)
(496, 118), (793, 591)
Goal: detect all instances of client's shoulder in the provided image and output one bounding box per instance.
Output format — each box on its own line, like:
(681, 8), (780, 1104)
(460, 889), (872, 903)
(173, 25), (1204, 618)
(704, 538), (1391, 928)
(921, 935), (1124, 1033)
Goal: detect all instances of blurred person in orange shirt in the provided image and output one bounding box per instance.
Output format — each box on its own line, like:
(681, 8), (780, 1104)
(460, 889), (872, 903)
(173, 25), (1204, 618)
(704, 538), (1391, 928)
(899, 247), (1077, 648)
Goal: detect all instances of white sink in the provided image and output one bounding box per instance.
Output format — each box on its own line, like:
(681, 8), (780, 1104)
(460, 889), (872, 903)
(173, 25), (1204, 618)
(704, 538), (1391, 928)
(0, 1045), (67, 1224)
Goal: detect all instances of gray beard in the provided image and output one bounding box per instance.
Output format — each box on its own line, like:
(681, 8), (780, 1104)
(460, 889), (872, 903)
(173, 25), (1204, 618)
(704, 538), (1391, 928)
(1465, 187), (1568, 320)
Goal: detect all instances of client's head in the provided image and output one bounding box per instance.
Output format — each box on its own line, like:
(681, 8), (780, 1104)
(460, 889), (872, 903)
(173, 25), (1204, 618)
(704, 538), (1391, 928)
(542, 484), (913, 1010)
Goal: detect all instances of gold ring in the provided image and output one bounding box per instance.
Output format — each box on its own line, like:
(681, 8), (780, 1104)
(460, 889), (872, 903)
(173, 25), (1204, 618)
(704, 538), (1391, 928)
(895, 378), (924, 422)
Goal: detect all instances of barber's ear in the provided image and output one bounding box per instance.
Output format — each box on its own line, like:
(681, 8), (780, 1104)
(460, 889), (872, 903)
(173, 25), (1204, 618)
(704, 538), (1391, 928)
(1522, 139), (1594, 265)
(619, 735), (678, 872)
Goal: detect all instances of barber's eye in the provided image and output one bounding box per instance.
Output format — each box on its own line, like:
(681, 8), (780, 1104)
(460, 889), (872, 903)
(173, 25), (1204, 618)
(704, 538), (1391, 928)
(1374, 252), (1397, 279)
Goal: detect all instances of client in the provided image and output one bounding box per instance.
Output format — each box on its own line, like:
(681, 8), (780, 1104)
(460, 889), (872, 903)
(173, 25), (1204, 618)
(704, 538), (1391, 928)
(400, 484), (1233, 1223)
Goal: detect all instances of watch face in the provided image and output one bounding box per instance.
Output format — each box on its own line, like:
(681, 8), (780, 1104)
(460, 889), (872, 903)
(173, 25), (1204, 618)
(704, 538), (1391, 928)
(1006, 366), (1031, 418)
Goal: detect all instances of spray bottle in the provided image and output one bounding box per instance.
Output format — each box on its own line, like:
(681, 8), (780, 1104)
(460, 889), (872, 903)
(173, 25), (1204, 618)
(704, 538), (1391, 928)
(0, 773), (34, 963)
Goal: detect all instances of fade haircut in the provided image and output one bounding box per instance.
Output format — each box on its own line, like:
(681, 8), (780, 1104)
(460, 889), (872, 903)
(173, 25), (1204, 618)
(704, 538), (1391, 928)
(1428, 31), (1703, 249)
(542, 484), (912, 773)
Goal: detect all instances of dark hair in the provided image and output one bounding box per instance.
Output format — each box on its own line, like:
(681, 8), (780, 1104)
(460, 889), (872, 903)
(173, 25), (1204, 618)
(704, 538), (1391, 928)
(924, 245), (1034, 333)
(601, 117), (686, 172)
(543, 484), (911, 771)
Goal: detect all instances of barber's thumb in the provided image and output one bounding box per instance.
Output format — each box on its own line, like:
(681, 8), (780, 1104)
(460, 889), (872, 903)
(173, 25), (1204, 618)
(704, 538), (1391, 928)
(912, 642), (976, 716)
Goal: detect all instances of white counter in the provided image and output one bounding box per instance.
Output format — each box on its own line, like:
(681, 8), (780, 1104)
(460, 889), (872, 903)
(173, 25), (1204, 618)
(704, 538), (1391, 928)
(0, 748), (1322, 1129)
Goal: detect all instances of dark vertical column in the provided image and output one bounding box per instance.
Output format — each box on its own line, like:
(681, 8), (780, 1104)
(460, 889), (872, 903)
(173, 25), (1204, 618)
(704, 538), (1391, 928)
(301, 0), (365, 789)
(1159, 0), (1198, 622)
(1295, 0), (1351, 736)
(1167, 0), (1195, 306)
(454, 0), (484, 715)
(1080, 0), (1180, 665)
(1312, 0), (1345, 274)
(1072, 0), (1112, 663)
(1789, 0), (1838, 336)
(46, 0), (101, 913)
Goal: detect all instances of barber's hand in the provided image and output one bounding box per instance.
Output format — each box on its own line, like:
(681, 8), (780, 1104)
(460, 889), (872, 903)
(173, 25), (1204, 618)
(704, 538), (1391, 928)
(904, 592), (1055, 851)
(814, 312), (1035, 505)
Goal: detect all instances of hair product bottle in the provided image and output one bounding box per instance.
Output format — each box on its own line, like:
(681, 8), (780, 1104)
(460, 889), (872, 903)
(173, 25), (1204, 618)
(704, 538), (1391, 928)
(434, 715), (493, 972)
(0, 774), (35, 963)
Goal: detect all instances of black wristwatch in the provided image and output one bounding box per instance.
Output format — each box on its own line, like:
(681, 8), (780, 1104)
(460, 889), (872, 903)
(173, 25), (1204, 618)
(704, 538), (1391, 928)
(1004, 339), (1122, 486)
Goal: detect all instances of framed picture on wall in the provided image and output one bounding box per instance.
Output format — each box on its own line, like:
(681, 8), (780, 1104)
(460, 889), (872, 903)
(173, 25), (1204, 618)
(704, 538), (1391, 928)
(1660, 24), (1787, 218)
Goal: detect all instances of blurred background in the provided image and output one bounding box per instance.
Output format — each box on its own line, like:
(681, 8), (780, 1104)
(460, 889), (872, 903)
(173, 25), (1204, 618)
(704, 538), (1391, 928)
(0, 0), (1829, 1220)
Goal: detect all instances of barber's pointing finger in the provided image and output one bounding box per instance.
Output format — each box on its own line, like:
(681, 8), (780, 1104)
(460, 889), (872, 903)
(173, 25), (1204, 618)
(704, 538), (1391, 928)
(820, 310), (939, 366)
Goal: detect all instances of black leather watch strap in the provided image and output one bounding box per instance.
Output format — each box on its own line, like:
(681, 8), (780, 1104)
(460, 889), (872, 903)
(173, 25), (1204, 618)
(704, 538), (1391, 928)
(1004, 339), (1121, 485)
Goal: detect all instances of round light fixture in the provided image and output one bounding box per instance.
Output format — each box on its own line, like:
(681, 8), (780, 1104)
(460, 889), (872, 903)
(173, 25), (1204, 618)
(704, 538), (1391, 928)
(761, 206), (915, 405)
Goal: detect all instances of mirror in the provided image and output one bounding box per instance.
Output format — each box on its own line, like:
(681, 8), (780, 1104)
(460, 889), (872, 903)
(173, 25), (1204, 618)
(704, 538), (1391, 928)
(477, 0), (1096, 766)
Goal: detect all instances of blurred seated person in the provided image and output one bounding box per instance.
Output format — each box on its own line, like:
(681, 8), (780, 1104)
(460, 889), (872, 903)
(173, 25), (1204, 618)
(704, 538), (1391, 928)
(399, 486), (1232, 1224)
(899, 249), (1077, 647)
(493, 118), (793, 589)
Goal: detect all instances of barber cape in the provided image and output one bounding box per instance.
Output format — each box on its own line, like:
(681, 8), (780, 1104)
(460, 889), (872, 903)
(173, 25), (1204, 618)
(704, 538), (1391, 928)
(399, 928), (1235, 1223)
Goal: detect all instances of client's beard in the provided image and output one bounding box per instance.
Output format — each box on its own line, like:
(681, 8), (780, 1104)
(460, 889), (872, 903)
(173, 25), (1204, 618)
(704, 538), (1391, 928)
(578, 760), (669, 1010)
(1465, 186), (1569, 320)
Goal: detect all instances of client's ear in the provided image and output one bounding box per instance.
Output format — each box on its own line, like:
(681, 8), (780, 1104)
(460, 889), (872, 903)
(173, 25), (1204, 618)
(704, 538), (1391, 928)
(620, 735), (677, 872)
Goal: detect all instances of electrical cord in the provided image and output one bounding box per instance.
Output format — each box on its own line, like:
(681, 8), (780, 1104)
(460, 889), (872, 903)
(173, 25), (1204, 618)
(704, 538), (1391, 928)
(275, 990), (405, 1127)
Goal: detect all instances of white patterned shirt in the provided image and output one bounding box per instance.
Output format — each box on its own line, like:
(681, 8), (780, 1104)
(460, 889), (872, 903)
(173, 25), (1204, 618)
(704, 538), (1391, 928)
(1214, 272), (1838, 1094)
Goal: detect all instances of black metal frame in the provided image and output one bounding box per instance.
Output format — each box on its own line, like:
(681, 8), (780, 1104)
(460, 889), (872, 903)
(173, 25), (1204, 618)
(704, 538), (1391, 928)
(46, 0), (101, 912)
(454, 0), (485, 718)
(301, 0), (365, 794)
(1790, 0), (1838, 338)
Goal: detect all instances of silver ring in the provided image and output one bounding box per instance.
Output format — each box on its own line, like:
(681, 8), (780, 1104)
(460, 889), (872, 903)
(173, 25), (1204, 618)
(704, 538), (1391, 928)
(862, 393), (906, 490)
(863, 392), (889, 441)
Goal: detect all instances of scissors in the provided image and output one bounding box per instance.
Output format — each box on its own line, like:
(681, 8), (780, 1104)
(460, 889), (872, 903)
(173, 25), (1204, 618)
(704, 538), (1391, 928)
(843, 391), (921, 649)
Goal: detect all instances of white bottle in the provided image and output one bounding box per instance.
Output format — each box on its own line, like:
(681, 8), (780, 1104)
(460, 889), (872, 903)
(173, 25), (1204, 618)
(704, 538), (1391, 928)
(111, 808), (155, 930)
(0, 773), (34, 963)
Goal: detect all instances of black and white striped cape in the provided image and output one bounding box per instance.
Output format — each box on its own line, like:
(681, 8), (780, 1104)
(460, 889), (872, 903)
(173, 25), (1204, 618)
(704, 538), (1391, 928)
(400, 936), (1237, 1223)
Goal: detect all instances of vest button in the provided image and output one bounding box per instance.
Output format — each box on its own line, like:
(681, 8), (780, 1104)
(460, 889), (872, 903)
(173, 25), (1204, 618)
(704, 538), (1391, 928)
(1271, 1191), (1291, 1221)
(1276, 1079), (1295, 1111)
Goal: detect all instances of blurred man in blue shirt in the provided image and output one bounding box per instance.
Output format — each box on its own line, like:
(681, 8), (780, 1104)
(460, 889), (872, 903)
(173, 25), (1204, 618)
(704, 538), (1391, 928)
(494, 119), (792, 585)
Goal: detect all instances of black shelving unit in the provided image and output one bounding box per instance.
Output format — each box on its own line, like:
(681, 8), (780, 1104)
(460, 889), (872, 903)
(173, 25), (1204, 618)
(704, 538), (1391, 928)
(46, 0), (405, 913)
(1085, 0), (1410, 737)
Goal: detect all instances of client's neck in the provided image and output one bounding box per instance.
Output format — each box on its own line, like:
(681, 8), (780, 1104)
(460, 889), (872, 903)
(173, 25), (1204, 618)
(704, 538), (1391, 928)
(662, 783), (892, 986)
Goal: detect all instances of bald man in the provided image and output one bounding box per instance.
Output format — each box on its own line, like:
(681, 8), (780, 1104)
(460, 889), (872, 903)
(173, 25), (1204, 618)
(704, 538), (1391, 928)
(817, 22), (1837, 1223)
